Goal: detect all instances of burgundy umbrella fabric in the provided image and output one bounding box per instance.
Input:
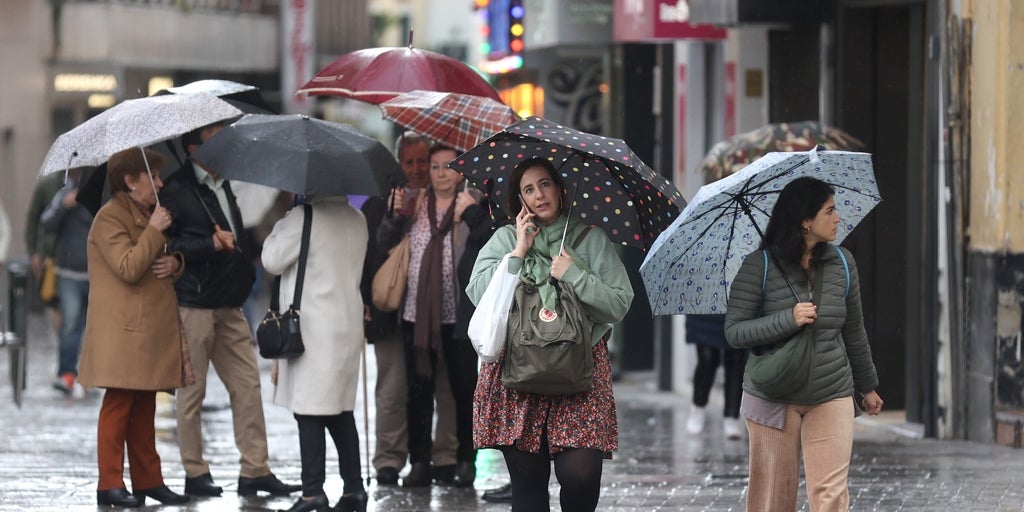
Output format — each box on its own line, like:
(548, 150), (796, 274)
(297, 46), (501, 105)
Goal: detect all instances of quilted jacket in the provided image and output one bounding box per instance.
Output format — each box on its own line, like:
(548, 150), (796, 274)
(724, 245), (879, 404)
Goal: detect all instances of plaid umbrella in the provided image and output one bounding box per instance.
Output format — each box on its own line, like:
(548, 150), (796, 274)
(700, 121), (866, 182)
(379, 90), (519, 152)
(298, 46), (501, 105)
(449, 117), (686, 251)
(641, 149), (881, 315)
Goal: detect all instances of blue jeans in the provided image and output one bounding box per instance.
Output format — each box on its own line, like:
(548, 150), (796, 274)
(57, 276), (89, 377)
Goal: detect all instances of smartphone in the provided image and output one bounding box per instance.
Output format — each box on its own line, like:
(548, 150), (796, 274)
(519, 194), (537, 232)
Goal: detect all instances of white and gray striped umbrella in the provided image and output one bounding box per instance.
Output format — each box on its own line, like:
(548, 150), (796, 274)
(37, 93), (242, 177)
(640, 149), (881, 315)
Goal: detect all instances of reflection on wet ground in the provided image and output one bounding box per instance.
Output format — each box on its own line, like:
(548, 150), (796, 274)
(1, 312), (1023, 510)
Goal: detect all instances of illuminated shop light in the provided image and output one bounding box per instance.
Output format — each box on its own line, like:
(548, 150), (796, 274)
(478, 55), (524, 74)
(87, 94), (116, 108)
(54, 73), (117, 92)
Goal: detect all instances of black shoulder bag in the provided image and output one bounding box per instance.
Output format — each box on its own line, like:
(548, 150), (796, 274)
(256, 204), (313, 359)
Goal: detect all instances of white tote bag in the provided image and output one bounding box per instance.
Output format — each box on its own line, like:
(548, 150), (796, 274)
(467, 254), (520, 363)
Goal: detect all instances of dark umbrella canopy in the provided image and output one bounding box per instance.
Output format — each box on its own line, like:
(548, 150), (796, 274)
(154, 79), (276, 114)
(449, 117), (685, 250)
(297, 46), (501, 105)
(191, 114), (405, 197)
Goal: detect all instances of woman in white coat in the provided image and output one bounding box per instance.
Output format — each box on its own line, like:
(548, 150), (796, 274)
(262, 195), (369, 512)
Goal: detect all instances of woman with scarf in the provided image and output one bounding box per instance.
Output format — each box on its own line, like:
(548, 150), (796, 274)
(78, 147), (192, 507)
(465, 157), (634, 512)
(377, 144), (486, 488)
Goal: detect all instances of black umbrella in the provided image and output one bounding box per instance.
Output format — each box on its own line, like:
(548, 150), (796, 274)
(154, 79), (276, 114)
(191, 114), (405, 197)
(449, 117), (685, 251)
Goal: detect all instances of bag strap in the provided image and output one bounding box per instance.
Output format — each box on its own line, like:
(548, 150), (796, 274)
(571, 226), (592, 250)
(269, 204), (314, 312)
(833, 245), (850, 299)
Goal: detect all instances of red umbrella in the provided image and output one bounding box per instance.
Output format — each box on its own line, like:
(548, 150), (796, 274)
(297, 46), (501, 105)
(379, 90), (519, 152)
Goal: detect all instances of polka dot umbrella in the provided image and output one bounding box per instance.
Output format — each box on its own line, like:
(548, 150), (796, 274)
(449, 117), (686, 251)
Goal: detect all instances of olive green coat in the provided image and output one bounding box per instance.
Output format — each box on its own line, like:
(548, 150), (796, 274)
(724, 245), (878, 404)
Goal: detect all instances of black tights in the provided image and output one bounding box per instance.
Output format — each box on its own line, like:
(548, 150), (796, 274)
(295, 411), (363, 497)
(692, 345), (747, 418)
(502, 441), (604, 512)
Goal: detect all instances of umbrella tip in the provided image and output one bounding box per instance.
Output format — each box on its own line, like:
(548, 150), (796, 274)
(407, 29), (414, 48)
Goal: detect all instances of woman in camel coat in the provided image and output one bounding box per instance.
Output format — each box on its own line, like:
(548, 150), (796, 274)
(78, 147), (193, 508)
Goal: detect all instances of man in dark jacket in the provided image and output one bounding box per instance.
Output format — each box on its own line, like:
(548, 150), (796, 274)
(40, 169), (93, 396)
(160, 123), (299, 498)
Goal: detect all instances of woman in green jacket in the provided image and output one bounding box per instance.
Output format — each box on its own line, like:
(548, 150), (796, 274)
(466, 157), (633, 512)
(725, 177), (884, 512)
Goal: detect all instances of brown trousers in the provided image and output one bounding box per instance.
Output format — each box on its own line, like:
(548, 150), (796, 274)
(97, 388), (163, 491)
(746, 396), (854, 512)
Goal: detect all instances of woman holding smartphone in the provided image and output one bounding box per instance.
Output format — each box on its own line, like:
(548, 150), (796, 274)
(377, 143), (488, 488)
(466, 156), (634, 512)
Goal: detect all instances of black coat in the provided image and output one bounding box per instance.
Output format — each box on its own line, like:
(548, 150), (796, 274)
(360, 195), (399, 342)
(159, 162), (255, 308)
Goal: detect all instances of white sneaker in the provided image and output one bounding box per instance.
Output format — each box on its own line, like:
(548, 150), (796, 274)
(686, 405), (706, 434)
(71, 383), (87, 399)
(723, 417), (744, 440)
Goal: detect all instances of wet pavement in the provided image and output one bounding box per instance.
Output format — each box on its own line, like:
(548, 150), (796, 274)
(1, 310), (1023, 511)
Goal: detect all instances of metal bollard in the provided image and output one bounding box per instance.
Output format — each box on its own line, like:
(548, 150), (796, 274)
(4, 259), (29, 407)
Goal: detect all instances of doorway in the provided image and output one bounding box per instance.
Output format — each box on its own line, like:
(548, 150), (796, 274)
(836, 1), (936, 421)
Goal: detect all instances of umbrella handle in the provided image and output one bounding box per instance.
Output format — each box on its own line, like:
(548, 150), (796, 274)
(63, 151), (78, 187)
(737, 196), (802, 302)
(139, 147), (161, 208)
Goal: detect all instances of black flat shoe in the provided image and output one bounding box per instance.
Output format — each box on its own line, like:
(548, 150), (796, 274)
(238, 473), (302, 496)
(431, 464), (456, 484)
(334, 490), (368, 512)
(481, 482), (513, 503)
(184, 472), (223, 497)
(376, 466), (399, 485)
(452, 461), (476, 488)
(97, 487), (142, 508)
(280, 494), (329, 512)
(136, 484), (190, 505)
(402, 462), (431, 487)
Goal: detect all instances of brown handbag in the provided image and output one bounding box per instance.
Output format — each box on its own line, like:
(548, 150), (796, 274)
(371, 234), (410, 312)
(371, 190), (424, 313)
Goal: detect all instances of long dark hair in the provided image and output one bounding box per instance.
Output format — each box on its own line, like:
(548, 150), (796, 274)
(761, 177), (835, 268)
(507, 156), (567, 215)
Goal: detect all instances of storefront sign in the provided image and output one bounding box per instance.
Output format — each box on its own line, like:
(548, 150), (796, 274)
(281, 0), (315, 115)
(522, 0), (613, 50)
(615, 0), (726, 42)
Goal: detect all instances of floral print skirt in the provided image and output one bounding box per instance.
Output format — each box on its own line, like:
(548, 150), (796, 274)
(473, 339), (618, 458)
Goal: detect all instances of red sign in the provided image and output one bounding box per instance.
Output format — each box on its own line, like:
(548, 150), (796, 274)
(615, 0), (726, 42)
(724, 61), (736, 138)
